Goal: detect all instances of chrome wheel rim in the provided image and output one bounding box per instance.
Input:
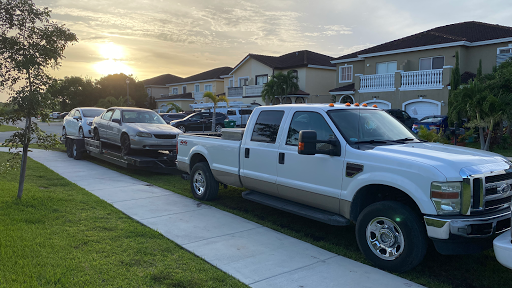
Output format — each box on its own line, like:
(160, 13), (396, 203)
(366, 217), (404, 261)
(178, 126), (185, 132)
(193, 170), (206, 196)
(215, 125), (222, 132)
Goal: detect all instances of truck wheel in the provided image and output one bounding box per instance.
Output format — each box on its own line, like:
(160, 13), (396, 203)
(355, 201), (427, 273)
(72, 141), (83, 160)
(190, 162), (218, 201)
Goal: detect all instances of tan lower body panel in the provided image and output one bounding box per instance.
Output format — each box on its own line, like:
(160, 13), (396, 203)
(212, 169), (243, 188)
(176, 160), (189, 173)
(339, 198), (351, 220)
(277, 185), (339, 213)
(240, 176), (280, 197)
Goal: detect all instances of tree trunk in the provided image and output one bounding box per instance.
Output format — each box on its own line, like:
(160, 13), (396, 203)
(484, 119), (494, 151)
(212, 106), (216, 132)
(17, 115), (31, 199)
(479, 127), (485, 150)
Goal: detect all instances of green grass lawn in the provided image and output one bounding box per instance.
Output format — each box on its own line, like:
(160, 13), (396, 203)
(0, 152), (246, 288)
(0, 125), (20, 132)
(85, 155), (512, 288)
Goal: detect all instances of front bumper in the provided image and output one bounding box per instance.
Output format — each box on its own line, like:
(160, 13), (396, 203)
(130, 136), (177, 151)
(424, 208), (511, 240)
(494, 231), (512, 269)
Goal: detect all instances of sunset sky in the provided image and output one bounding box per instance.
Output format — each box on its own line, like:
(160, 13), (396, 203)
(2, 0), (512, 102)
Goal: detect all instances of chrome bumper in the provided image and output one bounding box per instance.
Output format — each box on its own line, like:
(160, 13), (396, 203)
(424, 209), (511, 240)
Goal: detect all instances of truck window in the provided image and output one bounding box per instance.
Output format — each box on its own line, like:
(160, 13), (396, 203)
(241, 109), (253, 115)
(227, 110), (236, 115)
(286, 111), (336, 151)
(250, 110), (285, 144)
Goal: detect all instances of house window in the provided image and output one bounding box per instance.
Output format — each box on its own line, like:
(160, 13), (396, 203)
(419, 56), (444, 70)
(290, 70), (298, 83)
(172, 87), (178, 94)
(182, 85), (187, 93)
(229, 79), (234, 87)
(255, 74), (268, 85)
(195, 84), (200, 92)
(204, 84), (212, 92)
(239, 77), (248, 86)
(498, 47), (512, 54)
(376, 61), (397, 74)
(339, 65), (353, 82)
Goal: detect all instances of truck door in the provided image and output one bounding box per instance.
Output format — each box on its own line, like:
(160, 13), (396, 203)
(276, 110), (343, 213)
(240, 109), (285, 197)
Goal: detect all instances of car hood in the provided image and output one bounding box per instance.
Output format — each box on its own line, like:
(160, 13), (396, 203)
(128, 123), (183, 134)
(368, 142), (510, 180)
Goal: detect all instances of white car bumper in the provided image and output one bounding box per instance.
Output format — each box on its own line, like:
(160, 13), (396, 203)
(494, 230), (512, 269)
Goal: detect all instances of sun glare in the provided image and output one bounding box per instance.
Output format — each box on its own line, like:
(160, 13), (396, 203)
(94, 42), (133, 76)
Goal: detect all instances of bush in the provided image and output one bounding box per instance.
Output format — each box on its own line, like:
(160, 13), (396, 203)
(417, 127), (450, 144)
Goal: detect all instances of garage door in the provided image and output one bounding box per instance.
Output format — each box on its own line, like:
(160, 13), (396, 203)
(404, 101), (439, 120)
(364, 101), (390, 109)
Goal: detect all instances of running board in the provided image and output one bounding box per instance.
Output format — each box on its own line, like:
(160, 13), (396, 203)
(242, 191), (351, 226)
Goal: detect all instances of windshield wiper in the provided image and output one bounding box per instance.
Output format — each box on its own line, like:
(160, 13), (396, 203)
(353, 140), (390, 144)
(389, 138), (416, 142)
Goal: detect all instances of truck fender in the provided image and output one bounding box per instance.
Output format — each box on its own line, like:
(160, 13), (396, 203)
(187, 145), (211, 173)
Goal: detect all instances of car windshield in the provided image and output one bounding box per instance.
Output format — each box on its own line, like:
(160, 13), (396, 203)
(122, 110), (166, 124)
(420, 117), (443, 123)
(82, 108), (106, 118)
(327, 109), (418, 144)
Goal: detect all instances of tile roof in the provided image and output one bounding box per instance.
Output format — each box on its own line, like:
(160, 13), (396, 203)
(181, 67), (233, 82)
(334, 21), (512, 61)
(143, 74), (184, 86)
(157, 92), (194, 100)
(329, 83), (355, 92)
(234, 50), (335, 72)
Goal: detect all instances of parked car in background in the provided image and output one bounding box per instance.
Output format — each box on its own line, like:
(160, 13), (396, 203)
(59, 112), (69, 119)
(226, 108), (253, 126)
(50, 112), (61, 119)
(62, 107), (106, 138)
(159, 113), (187, 124)
(91, 107), (182, 155)
(412, 115), (448, 133)
(384, 109), (418, 129)
(170, 112), (228, 133)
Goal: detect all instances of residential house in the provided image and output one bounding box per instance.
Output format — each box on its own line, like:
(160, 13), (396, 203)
(329, 21), (512, 120)
(224, 50), (336, 105)
(143, 74), (184, 99)
(156, 66), (233, 112)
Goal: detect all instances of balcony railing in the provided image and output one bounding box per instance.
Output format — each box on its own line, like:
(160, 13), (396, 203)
(193, 91), (204, 100)
(244, 85), (264, 96)
(359, 73), (395, 92)
(228, 87), (243, 97)
(400, 69), (443, 90)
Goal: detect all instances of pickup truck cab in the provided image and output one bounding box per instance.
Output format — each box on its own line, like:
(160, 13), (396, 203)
(176, 103), (512, 272)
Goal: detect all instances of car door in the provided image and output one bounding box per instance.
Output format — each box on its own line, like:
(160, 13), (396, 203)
(108, 109), (122, 143)
(240, 109), (286, 197)
(98, 109), (114, 140)
(276, 110), (343, 213)
(186, 113), (204, 131)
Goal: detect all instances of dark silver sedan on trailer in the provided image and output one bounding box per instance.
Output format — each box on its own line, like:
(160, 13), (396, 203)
(91, 107), (182, 155)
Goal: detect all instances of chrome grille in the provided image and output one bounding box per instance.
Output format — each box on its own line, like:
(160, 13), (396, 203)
(483, 172), (512, 211)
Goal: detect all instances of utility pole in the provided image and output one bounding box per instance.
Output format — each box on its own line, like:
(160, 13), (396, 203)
(126, 78), (130, 106)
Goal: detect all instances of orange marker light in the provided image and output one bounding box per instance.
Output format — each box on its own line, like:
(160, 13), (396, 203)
(345, 102), (351, 106)
(354, 103), (360, 106)
(298, 142), (304, 150)
(362, 103), (368, 107)
(329, 103), (334, 107)
(372, 104), (378, 108)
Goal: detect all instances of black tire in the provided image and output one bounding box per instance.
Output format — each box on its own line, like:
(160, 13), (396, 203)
(215, 124), (222, 132)
(66, 138), (73, 158)
(72, 141), (83, 160)
(190, 162), (218, 201)
(178, 125), (186, 133)
(93, 128), (100, 141)
(78, 127), (84, 138)
(355, 201), (427, 273)
(121, 134), (131, 156)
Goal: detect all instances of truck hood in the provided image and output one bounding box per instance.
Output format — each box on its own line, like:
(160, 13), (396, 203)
(369, 142), (510, 179)
(129, 123), (183, 134)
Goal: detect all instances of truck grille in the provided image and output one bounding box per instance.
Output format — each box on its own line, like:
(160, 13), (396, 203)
(469, 171), (512, 214)
(153, 134), (177, 139)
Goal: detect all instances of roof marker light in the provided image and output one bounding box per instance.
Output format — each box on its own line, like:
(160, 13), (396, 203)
(345, 102), (351, 106)
(362, 103), (368, 107)
(372, 104), (378, 108)
(354, 103), (360, 107)
(329, 103), (334, 107)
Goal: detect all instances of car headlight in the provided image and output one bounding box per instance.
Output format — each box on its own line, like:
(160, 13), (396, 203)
(431, 182), (461, 215)
(136, 132), (152, 138)
(86, 121), (93, 126)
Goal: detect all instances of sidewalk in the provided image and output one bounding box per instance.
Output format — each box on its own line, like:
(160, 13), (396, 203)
(0, 147), (421, 288)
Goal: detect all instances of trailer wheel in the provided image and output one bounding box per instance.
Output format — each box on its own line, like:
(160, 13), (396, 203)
(72, 141), (83, 160)
(355, 201), (427, 273)
(66, 138), (73, 158)
(190, 162), (218, 201)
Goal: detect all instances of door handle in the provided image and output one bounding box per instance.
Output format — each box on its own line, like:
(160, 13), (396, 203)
(245, 148), (250, 158)
(278, 152), (285, 164)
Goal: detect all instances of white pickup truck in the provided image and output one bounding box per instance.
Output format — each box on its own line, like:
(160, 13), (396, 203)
(176, 103), (512, 272)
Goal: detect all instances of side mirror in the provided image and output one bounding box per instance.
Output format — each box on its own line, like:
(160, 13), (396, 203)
(298, 130), (341, 157)
(73, 116), (81, 121)
(112, 118), (121, 124)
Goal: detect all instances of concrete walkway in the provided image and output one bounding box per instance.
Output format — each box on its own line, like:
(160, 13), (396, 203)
(0, 147), (422, 287)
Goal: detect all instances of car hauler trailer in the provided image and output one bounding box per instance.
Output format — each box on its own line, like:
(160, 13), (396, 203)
(62, 136), (176, 174)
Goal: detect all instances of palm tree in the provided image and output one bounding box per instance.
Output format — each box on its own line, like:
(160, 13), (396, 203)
(165, 102), (183, 113)
(261, 77), (278, 105)
(203, 91), (229, 132)
(261, 71), (299, 105)
(96, 96), (126, 108)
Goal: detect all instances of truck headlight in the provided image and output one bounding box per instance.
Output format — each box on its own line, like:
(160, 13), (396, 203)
(431, 182), (461, 215)
(136, 132), (152, 138)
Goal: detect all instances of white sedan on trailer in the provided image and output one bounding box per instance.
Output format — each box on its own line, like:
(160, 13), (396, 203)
(62, 107), (106, 138)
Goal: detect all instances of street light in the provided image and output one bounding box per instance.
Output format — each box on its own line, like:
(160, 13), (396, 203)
(125, 78), (130, 106)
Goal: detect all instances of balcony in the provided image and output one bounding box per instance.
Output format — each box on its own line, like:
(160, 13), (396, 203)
(358, 73), (395, 92)
(228, 87), (243, 97)
(193, 91), (204, 100)
(244, 85), (264, 96)
(400, 69), (443, 91)
(356, 68), (446, 92)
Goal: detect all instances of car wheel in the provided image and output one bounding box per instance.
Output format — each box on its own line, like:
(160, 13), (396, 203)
(62, 126), (67, 137)
(93, 128), (100, 141)
(355, 201), (427, 273)
(78, 127), (84, 138)
(72, 141), (83, 160)
(178, 125), (186, 133)
(190, 162), (219, 201)
(215, 124), (222, 132)
(121, 134), (131, 156)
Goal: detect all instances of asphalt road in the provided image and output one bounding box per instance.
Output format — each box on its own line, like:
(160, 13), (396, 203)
(0, 118), (63, 144)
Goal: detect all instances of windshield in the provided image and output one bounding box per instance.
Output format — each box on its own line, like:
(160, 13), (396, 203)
(421, 117), (443, 123)
(122, 110), (166, 124)
(82, 108), (105, 118)
(327, 109), (418, 144)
